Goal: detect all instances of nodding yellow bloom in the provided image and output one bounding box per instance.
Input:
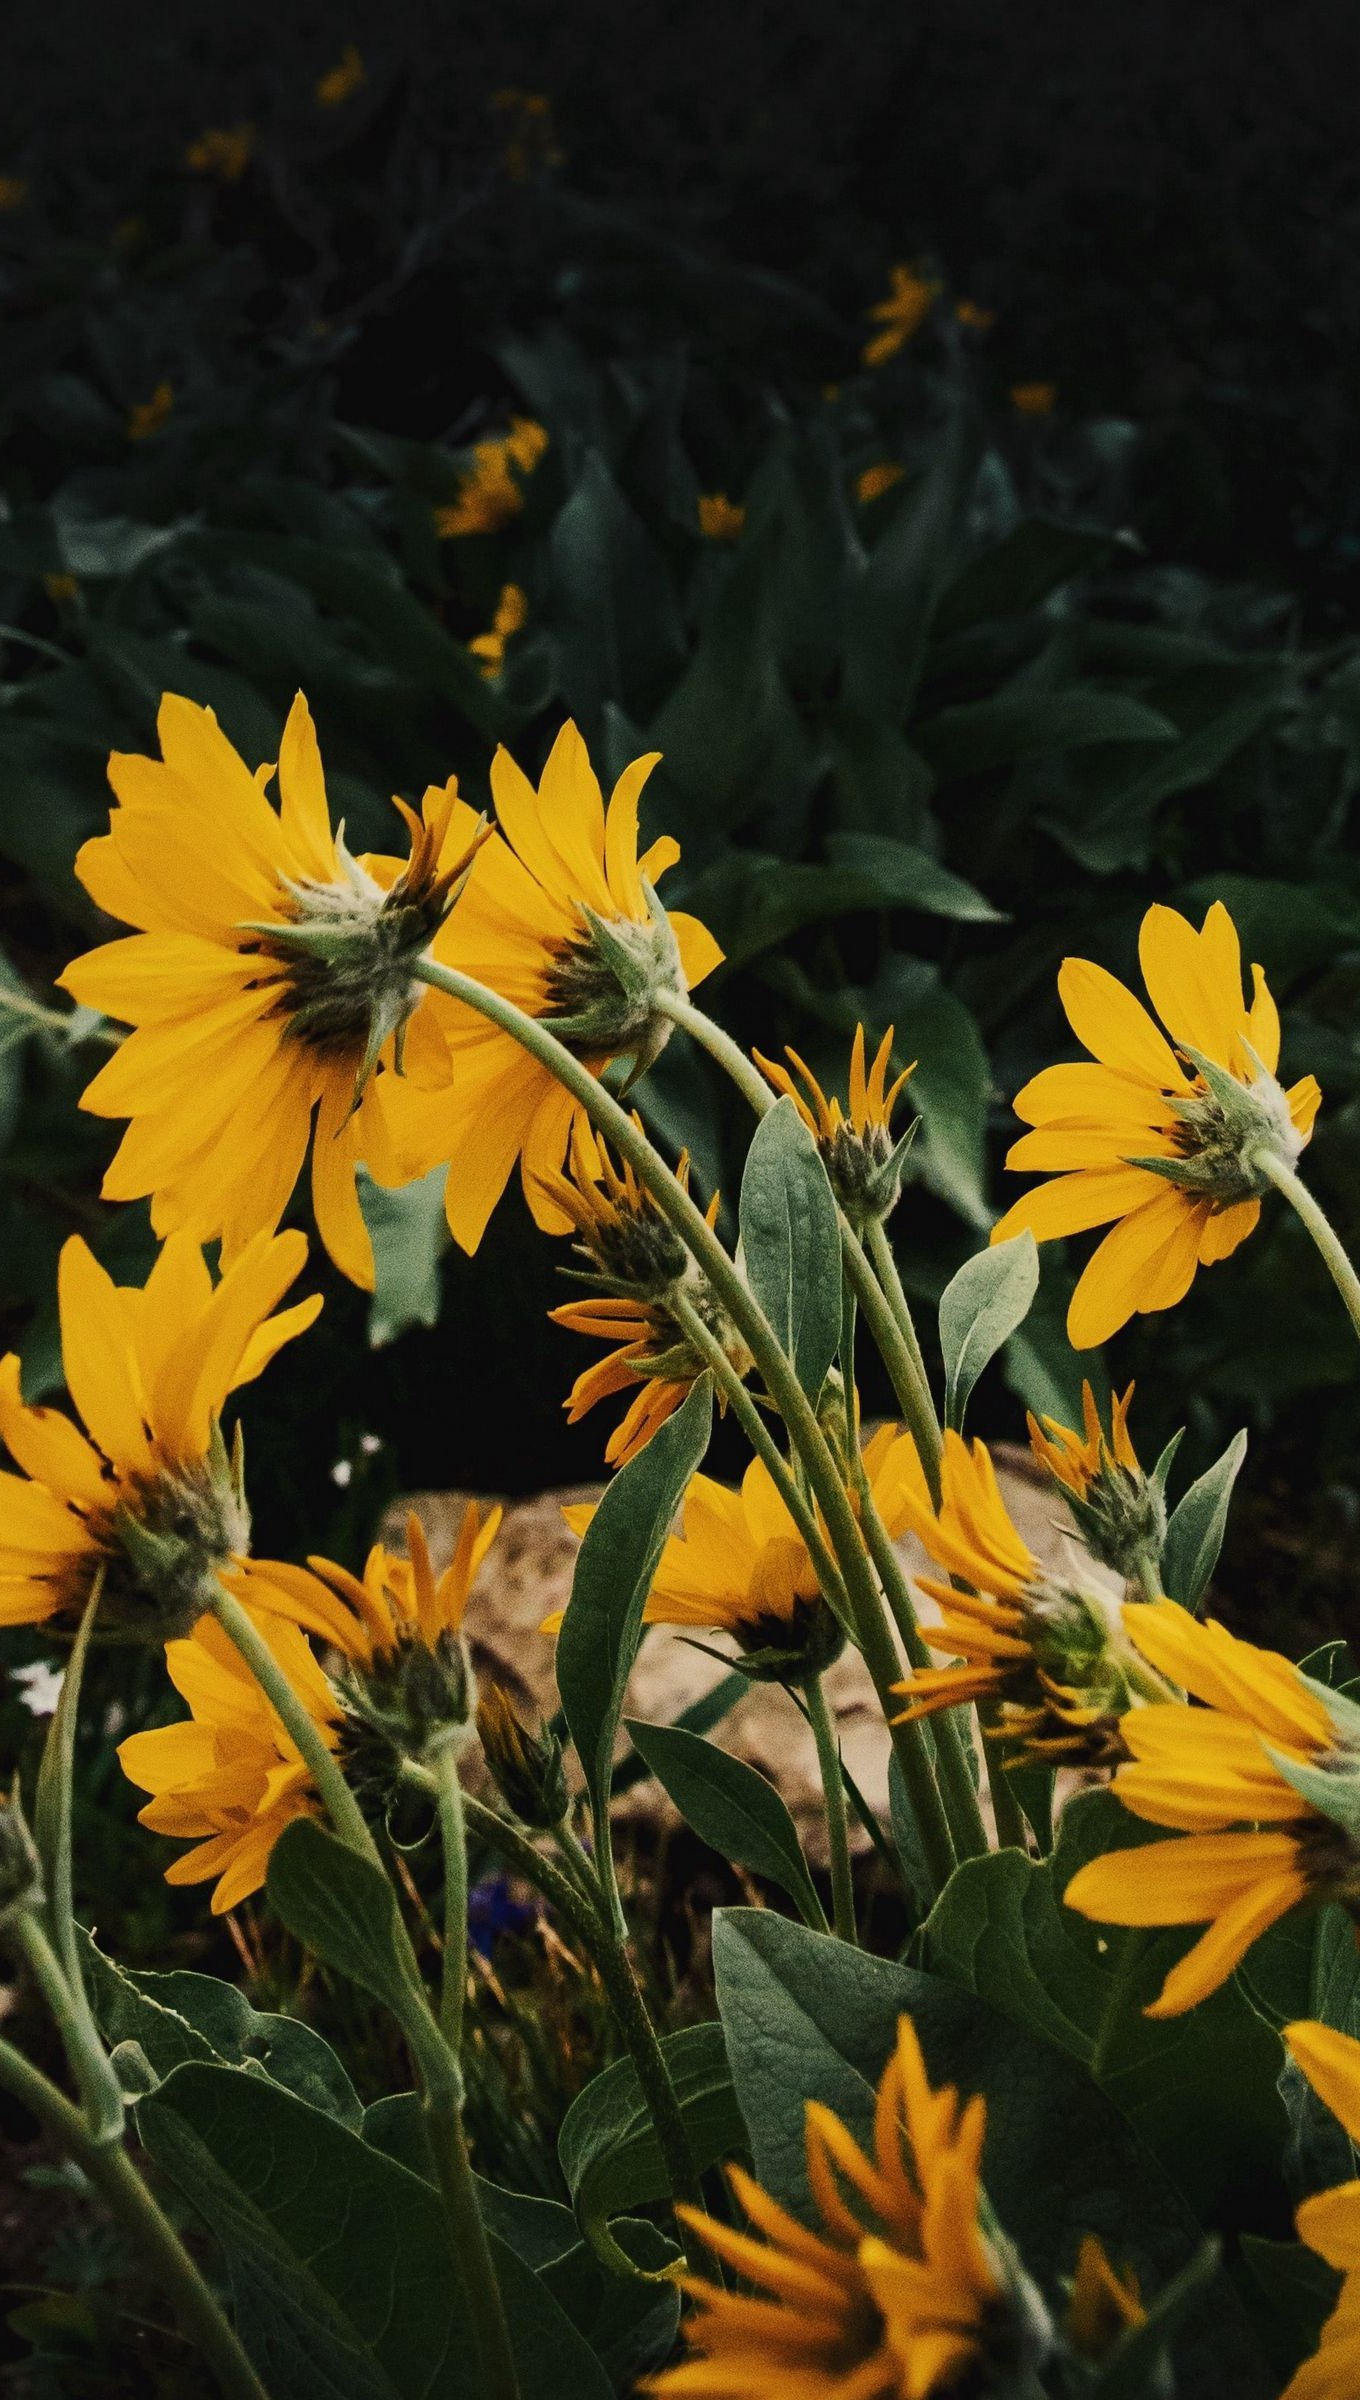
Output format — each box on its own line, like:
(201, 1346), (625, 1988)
(1009, 382), (1057, 416)
(127, 382), (174, 442)
(755, 1025), (915, 1227)
(855, 460), (905, 504)
(0, 1230), (317, 1640)
(889, 1430), (1167, 1766)
(245, 1503), (500, 1669)
(862, 264), (940, 367)
(1064, 1602), (1360, 2016)
(118, 1613), (339, 1912)
(1065, 2237), (1145, 2359)
(646, 2015), (1023, 2400)
(469, 582), (528, 678)
(992, 901), (1323, 1347)
(392, 721), (723, 1256)
(315, 44), (366, 107)
(1027, 1382), (1165, 1580)
(184, 124), (255, 182)
(537, 1120), (746, 1468)
(1278, 2022), (1360, 2399)
(434, 418), (548, 539)
(954, 300), (995, 331)
(61, 692), (483, 1289)
(697, 493), (745, 540)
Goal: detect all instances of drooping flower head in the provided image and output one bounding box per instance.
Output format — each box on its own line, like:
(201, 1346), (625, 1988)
(647, 2015), (1044, 2400)
(1028, 1382), (1166, 1580)
(755, 1026), (917, 1228)
(118, 1612), (339, 1912)
(0, 1230), (318, 1641)
(862, 264), (940, 366)
(315, 43), (366, 107)
(469, 582), (529, 678)
(434, 417), (548, 538)
(61, 693), (486, 1287)
(538, 1119), (749, 1468)
(856, 460), (906, 504)
(1064, 1602), (1360, 2015)
(476, 1683), (569, 1829)
(396, 722), (722, 1256)
(889, 1431), (1169, 1767)
(1278, 2022), (1360, 2399)
(992, 902), (1322, 1347)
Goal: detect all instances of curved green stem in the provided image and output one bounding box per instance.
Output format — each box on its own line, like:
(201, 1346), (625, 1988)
(210, 1589), (377, 1864)
(432, 1744), (469, 2055)
(15, 1912), (125, 2143)
(859, 1220), (943, 1502)
(1133, 1552), (1164, 1605)
(1255, 1148), (1360, 1352)
(805, 1677), (857, 1944)
(651, 989), (777, 1117)
(851, 1479), (987, 1864)
(0, 2036), (268, 2400)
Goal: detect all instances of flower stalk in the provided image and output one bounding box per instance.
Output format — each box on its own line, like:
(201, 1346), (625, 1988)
(805, 1674), (857, 1943)
(1253, 1146), (1360, 1350)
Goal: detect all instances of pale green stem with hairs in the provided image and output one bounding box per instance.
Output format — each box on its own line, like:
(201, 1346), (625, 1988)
(805, 1674), (857, 1943)
(1255, 1148), (1360, 1352)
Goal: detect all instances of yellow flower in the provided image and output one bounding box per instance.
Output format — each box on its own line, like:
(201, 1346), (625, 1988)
(855, 461), (905, 504)
(647, 2015), (1012, 2400)
(755, 1024), (915, 1226)
(1063, 1600), (1360, 2015)
(1277, 2022), (1360, 2399)
(991, 901), (1323, 1346)
(1029, 1381), (1138, 1503)
(184, 124), (255, 182)
(245, 1503), (500, 1668)
(490, 88), (563, 180)
(434, 418), (548, 539)
(954, 300), (995, 331)
(0, 1230), (318, 1637)
(469, 582), (528, 678)
(118, 1611), (339, 1911)
(392, 721), (723, 1255)
(127, 382), (174, 442)
(889, 1430), (1166, 1765)
(315, 44), (366, 108)
(863, 265), (940, 367)
(697, 492), (745, 540)
(1027, 1381), (1165, 1579)
(1010, 383), (1057, 416)
(60, 691), (482, 1288)
(0, 176), (29, 212)
(1065, 2236), (1145, 2358)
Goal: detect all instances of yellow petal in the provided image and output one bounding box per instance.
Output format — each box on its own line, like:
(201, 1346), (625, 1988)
(57, 1239), (151, 1473)
(1058, 956), (1182, 1086)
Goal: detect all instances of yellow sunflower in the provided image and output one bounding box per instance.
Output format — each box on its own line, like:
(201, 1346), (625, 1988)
(434, 418), (548, 538)
(862, 265), (940, 367)
(118, 1611), (339, 1912)
(469, 582), (529, 678)
(61, 692), (482, 1287)
(647, 2014), (1015, 2400)
(697, 493), (745, 541)
(1278, 2022), (1360, 2400)
(1063, 1601), (1360, 2015)
(244, 1502), (501, 1668)
(394, 720), (723, 1255)
(0, 1230), (318, 1638)
(755, 1024), (915, 1226)
(992, 902), (1322, 1346)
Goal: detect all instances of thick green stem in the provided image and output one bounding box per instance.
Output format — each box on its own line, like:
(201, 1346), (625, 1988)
(423, 2081), (520, 2400)
(859, 1221), (943, 1501)
(1255, 1149), (1360, 1352)
(986, 1747), (1031, 1854)
(0, 2035), (268, 2400)
(432, 1744), (470, 2055)
(652, 989), (777, 1117)
(15, 1911), (125, 2142)
(805, 1677), (857, 1944)
(1133, 1552), (1164, 1605)
(210, 1589), (377, 1863)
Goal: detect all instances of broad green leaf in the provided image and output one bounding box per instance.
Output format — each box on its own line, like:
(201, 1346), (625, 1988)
(556, 1377), (714, 1877)
(360, 1165), (448, 1347)
(1160, 1429), (1247, 1610)
(822, 832), (1004, 922)
(738, 1096), (842, 1403)
(938, 1230), (1039, 1429)
(712, 1905), (1271, 2397)
(843, 417), (976, 722)
(876, 959), (991, 1227)
(542, 2220), (680, 2391)
(266, 1819), (415, 2016)
(557, 2021), (745, 2248)
(610, 1669), (749, 1797)
(914, 685), (1176, 778)
(1040, 687), (1282, 873)
(934, 518), (1127, 637)
(626, 1718), (827, 1930)
(1083, 2242), (1223, 2399)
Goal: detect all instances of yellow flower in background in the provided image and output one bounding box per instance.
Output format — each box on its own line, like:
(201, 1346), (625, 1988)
(889, 1430), (1167, 1765)
(127, 382), (174, 442)
(0, 1231), (317, 1637)
(61, 692), (483, 1288)
(1278, 2022), (1360, 2399)
(469, 582), (528, 678)
(315, 44), (366, 108)
(1063, 1601), (1360, 2015)
(118, 1613), (338, 1912)
(392, 721), (723, 1254)
(697, 492), (745, 540)
(992, 901), (1322, 1347)
(245, 1503), (500, 1668)
(489, 87), (563, 180)
(647, 2015), (1013, 2400)
(1010, 382), (1057, 416)
(755, 1024), (916, 1226)
(43, 572), (78, 606)
(184, 125), (255, 183)
(0, 176), (29, 212)
(435, 418), (548, 538)
(862, 264), (940, 366)
(955, 299), (996, 331)
(1065, 2237), (1145, 2359)
(856, 460), (905, 504)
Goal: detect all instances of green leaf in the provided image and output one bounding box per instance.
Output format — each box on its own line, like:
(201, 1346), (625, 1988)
(712, 1905), (1272, 2397)
(1082, 2241), (1222, 2399)
(265, 1819), (415, 2016)
(843, 419), (976, 722)
(1040, 687), (1282, 873)
(877, 959), (991, 1227)
(556, 1377), (714, 1886)
(558, 2022), (745, 2253)
(934, 518), (1127, 637)
(914, 686), (1176, 778)
(1160, 1429), (1247, 1610)
(939, 1231), (1039, 1430)
(822, 832), (1004, 922)
(34, 1578), (100, 1968)
(610, 1670), (749, 1798)
(360, 1165), (448, 1347)
(542, 2220), (681, 2391)
(625, 1718), (827, 1930)
(738, 1096), (842, 1404)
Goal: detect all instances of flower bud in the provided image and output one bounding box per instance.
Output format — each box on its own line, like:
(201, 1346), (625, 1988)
(1028, 1384), (1165, 1583)
(339, 1626), (477, 1801)
(476, 1685), (569, 1828)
